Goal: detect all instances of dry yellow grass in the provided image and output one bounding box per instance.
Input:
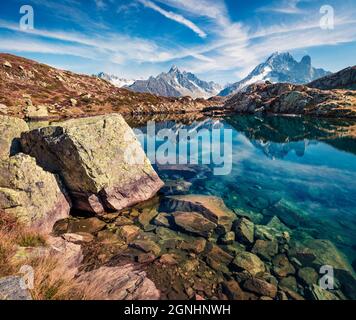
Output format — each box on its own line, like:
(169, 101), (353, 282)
(0, 210), (92, 300)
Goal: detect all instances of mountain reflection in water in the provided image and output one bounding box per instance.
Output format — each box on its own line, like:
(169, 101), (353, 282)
(131, 115), (356, 266)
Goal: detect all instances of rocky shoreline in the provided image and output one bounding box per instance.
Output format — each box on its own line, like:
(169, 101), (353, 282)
(1, 113), (356, 300)
(224, 82), (356, 119)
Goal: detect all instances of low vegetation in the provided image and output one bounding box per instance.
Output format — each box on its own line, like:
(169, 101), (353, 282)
(0, 210), (91, 300)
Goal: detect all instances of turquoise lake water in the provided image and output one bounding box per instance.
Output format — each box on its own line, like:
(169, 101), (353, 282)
(134, 115), (356, 267)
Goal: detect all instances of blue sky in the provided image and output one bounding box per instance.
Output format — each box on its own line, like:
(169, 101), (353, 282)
(0, 0), (355, 84)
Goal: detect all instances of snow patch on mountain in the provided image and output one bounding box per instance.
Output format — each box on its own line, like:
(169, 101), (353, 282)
(96, 72), (135, 88)
(219, 52), (331, 96)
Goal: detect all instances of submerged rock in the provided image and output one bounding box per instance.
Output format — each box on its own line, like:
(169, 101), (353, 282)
(207, 244), (234, 265)
(117, 225), (141, 243)
(308, 284), (339, 300)
(0, 276), (32, 300)
(160, 179), (192, 195)
(281, 287), (305, 300)
(252, 239), (278, 261)
(166, 195), (235, 233)
(222, 280), (246, 300)
(243, 278), (277, 298)
(0, 116), (29, 160)
(179, 237), (207, 254)
(138, 207), (158, 231)
(114, 216), (134, 227)
(279, 276), (298, 292)
(297, 267), (319, 286)
(173, 211), (217, 238)
(273, 199), (307, 229)
(153, 212), (171, 228)
(68, 217), (106, 234)
(234, 217), (254, 245)
(300, 239), (354, 274)
(129, 239), (161, 256)
(272, 254), (296, 278)
(0, 154), (70, 233)
(232, 252), (265, 276)
(20, 114), (164, 213)
(220, 231), (235, 245)
(159, 254), (179, 266)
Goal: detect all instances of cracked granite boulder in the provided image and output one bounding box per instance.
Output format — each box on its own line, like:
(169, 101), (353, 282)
(20, 114), (164, 213)
(0, 153), (70, 233)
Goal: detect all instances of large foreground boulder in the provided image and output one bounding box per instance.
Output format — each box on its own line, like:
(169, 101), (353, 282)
(20, 114), (164, 213)
(0, 115), (29, 160)
(0, 154), (70, 233)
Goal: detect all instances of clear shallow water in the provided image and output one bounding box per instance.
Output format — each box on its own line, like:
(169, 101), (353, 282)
(134, 115), (356, 265)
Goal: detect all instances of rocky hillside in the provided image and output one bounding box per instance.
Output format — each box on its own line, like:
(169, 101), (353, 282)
(224, 82), (356, 118)
(308, 66), (356, 90)
(219, 52), (330, 97)
(0, 54), (218, 120)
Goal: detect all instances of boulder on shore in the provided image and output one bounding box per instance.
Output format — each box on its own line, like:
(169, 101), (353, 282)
(0, 154), (70, 233)
(20, 114), (164, 213)
(75, 264), (160, 300)
(0, 115), (29, 160)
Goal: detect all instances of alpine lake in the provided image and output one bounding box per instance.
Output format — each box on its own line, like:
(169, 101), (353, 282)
(49, 114), (356, 300)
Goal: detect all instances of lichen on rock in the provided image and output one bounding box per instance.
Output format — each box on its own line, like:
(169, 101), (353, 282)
(20, 114), (164, 213)
(0, 115), (29, 160)
(0, 153), (70, 233)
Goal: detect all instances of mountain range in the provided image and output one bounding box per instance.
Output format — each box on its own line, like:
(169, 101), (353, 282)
(127, 66), (222, 99)
(218, 52), (331, 96)
(95, 52), (333, 99)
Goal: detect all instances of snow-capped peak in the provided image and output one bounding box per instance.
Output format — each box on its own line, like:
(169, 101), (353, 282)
(218, 52), (331, 96)
(169, 65), (180, 73)
(95, 72), (135, 88)
(128, 67), (222, 99)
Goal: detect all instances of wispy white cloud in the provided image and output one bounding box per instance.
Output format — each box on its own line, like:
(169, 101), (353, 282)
(138, 0), (207, 38)
(154, 0), (230, 27)
(0, 19), (179, 67)
(2, 0), (356, 83)
(258, 0), (306, 14)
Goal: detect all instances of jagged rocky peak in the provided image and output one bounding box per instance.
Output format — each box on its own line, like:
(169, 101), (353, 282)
(219, 52), (331, 96)
(128, 66), (222, 99)
(169, 65), (179, 73)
